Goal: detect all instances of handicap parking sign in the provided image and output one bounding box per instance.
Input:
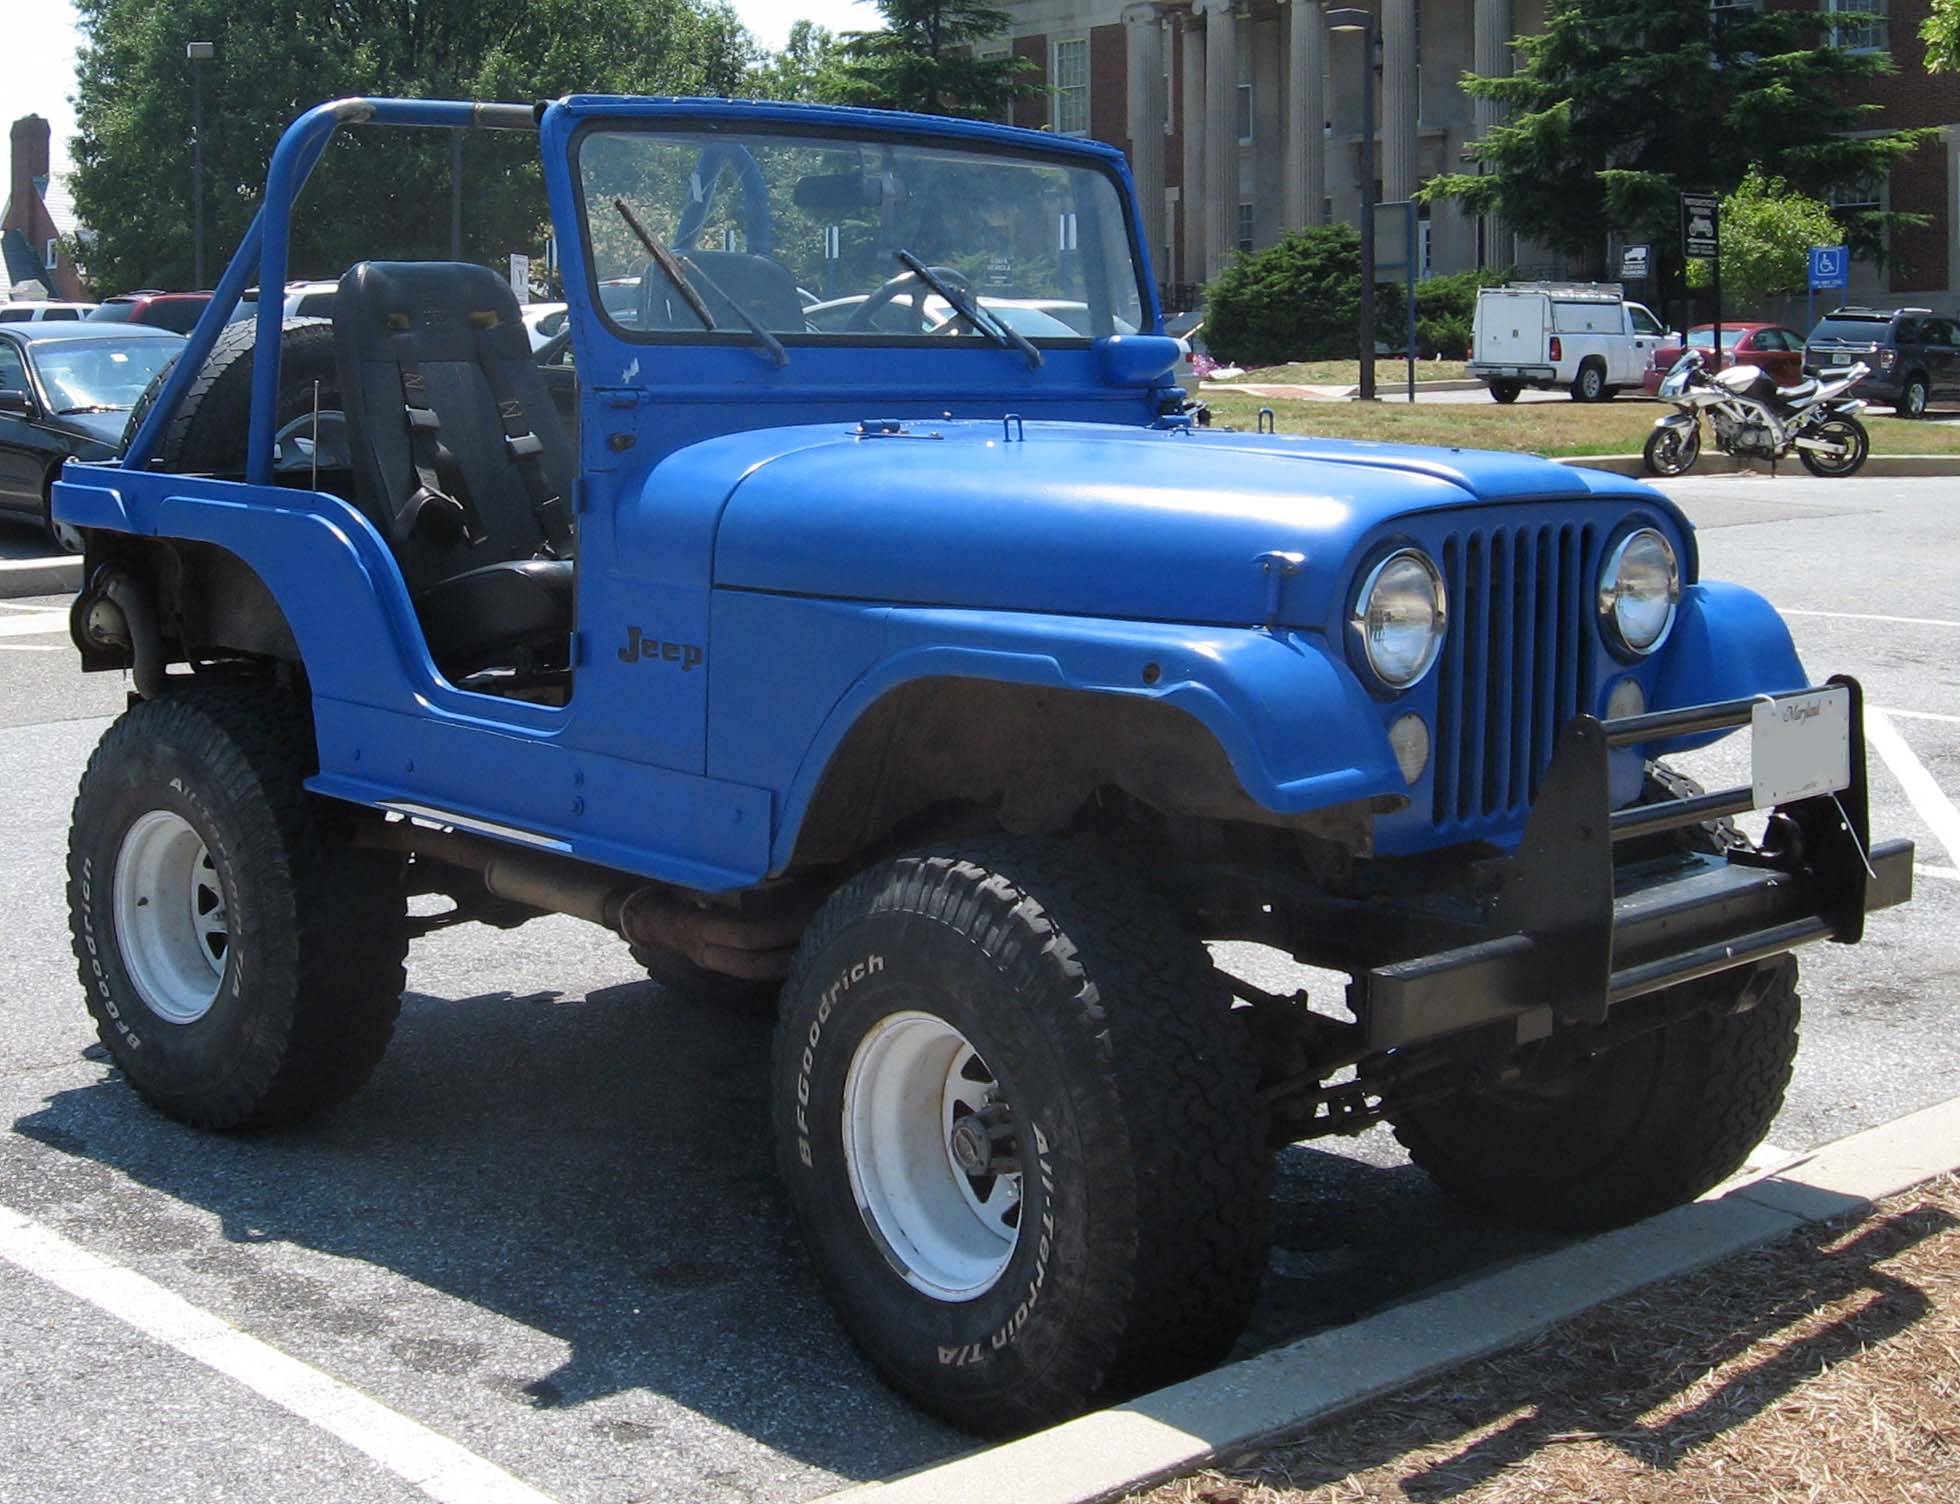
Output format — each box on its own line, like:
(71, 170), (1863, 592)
(1809, 246), (1848, 290)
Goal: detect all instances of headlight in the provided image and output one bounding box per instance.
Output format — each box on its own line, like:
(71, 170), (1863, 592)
(1598, 528), (1680, 655)
(1350, 549), (1447, 689)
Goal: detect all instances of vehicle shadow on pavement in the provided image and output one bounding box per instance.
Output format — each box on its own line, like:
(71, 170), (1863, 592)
(13, 976), (1583, 1483)
(1199, 1196), (1955, 1501)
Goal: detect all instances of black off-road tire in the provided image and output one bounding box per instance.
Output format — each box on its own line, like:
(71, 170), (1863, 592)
(124, 317), (341, 475)
(1391, 761), (1790, 1231)
(628, 940), (780, 1012)
(1488, 379), (1523, 404)
(1389, 956), (1799, 1232)
(772, 839), (1270, 1434)
(67, 687), (408, 1129)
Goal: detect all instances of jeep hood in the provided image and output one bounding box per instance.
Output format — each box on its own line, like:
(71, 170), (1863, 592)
(709, 419), (1688, 628)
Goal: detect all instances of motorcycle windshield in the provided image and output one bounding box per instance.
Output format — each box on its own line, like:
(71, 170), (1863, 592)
(1659, 350), (1701, 398)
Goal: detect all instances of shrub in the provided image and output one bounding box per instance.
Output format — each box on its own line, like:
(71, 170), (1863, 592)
(1205, 227), (1508, 366)
(1204, 225), (1363, 367)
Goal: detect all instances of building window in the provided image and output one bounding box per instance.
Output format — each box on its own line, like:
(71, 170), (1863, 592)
(45, 239), (60, 269)
(1824, 0), (1887, 52)
(1827, 171), (1884, 211)
(1053, 38), (1089, 136)
(1236, 17), (1253, 143)
(1237, 201), (1255, 253)
(979, 46), (1012, 124)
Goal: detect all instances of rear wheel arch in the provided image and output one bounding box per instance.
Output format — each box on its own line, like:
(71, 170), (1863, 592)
(76, 536), (303, 677)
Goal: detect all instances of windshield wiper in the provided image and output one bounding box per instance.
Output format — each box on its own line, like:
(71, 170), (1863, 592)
(895, 249), (1042, 371)
(612, 197), (787, 369)
(678, 255), (788, 368)
(59, 404), (122, 415)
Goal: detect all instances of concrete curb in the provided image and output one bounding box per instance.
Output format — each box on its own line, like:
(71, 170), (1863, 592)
(1558, 452), (1960, 479)
(814, 1095), (1960, 1504)
(0, 555), (81, 601)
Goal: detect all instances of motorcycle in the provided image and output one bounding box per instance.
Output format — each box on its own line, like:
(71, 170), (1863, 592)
(1643, 349), (1872, 478)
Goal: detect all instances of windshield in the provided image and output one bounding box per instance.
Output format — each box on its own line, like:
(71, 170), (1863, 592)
(577, 127), (1146, 344)
(1682, 328), (1749, 349)
(1809, 318), (1889, 344)
(32, 338), (181, 412)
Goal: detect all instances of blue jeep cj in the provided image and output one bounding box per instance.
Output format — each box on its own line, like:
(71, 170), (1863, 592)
(56, 96), (1911, 1432)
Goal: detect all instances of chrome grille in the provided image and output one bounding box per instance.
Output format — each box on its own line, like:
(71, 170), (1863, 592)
(1433, 522), (1599, 829)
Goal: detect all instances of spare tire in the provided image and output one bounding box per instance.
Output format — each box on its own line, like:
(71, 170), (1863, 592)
(125, 317), (346, 477)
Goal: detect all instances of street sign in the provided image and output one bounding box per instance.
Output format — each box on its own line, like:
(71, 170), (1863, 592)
(508, 252), (530, 305)
(1680, 192), (1720, 258)
(1620, 244), (1651, 281)
(1809, 245), (1848, 290)
(1372, 201), (1415, 277)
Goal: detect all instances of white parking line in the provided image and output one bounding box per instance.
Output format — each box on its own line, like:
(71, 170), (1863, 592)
(0, 643), (65, 652)
(0, 610), (67, 638)
(1875, 706), (1960, 725)
(1866, 710), (1960, 871)
(0, 1202), (559, 1504)
(1782, 608), (1960, 629)
(1917, 865), (1960, 883)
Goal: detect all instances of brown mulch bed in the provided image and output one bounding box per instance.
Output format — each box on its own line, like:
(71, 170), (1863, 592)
(1128, 1175), (1960, 1504)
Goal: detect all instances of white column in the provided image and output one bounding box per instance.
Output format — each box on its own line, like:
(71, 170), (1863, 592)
(1179, 9), (1208, 283)
(1380, 0), (1417, 205)
(1124, 4), (1168, 272)
(1473, 0), (1512, 265)
(1284, 0), (1326, 230)
(1199, 0), (1239, 279)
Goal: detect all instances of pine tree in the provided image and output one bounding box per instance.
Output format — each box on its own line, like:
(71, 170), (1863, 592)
(1423, 0), (1932, 272)
(825, 0), (1040, 118)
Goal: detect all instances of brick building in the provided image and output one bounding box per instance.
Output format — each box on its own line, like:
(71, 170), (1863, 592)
(995, 0), (1958, 311)
(3, 115), (88, 302)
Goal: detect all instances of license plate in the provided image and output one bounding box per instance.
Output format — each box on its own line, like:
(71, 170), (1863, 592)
(1752, 687), (1851, 807)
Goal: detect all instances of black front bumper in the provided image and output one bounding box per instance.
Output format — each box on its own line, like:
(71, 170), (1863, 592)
(1362, 677), (1913, 1053)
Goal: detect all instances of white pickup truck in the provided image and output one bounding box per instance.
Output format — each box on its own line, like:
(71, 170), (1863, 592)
(1469, 283), (1670, 403)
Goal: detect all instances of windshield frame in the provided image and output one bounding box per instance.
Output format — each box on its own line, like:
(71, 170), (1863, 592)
(566, 114), (1155, 354)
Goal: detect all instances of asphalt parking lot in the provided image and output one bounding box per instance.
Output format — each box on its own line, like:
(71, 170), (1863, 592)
(1, 473), (1955, 1504)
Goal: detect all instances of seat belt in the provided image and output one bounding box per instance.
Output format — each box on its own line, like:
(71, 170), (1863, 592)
(387, 314), (486, 547)
(468, 310), (574, 558)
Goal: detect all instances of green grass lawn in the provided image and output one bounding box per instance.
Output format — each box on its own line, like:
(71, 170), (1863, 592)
(1198, 390), (1960, 459)
(1213, 358), (1472, 386)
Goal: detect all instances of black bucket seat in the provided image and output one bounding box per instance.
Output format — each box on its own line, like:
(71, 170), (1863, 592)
(335, 261), (576, 680)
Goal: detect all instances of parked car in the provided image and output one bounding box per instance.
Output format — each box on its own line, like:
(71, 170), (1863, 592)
(0, 300), (99, 322)
(225, 280), (342, 324)
(521, 301), (569, 349)
(89, 290), (215, 334)
(1804, 306), (1960, 418)
(0, 322), (183, 549)
(1469, 283), (1670, 402)
(1641, 323), (1806, 396)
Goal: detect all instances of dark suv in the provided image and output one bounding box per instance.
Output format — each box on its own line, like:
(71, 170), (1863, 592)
(1804, 306), (1960, 418)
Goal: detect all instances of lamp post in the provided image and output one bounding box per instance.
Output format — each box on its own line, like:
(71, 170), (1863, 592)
(1325, 8), (1376, 400)
(186, 41), (215, 288)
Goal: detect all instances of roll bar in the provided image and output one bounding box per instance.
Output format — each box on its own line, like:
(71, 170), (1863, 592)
(121, 97), (537, 485)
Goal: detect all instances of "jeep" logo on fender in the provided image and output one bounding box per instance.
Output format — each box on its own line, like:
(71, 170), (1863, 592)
(618, 626), (704, 671)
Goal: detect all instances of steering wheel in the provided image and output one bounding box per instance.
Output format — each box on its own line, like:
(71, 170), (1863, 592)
(845, 264), (974, 334)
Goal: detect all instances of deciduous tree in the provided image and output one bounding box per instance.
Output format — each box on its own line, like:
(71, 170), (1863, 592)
(70, 0), (758, 292)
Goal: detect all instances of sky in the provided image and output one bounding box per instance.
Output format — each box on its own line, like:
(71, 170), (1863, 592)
(11, 0), (881, 184)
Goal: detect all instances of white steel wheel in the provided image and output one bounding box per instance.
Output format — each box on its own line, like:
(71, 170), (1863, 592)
(112, 810), (228, 1024)
(842, 1010), (1022, 1301)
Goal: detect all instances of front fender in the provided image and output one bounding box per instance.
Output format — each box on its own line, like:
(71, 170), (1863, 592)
(766, 604), (1402, 872)
(1650, 580), (1810, 751)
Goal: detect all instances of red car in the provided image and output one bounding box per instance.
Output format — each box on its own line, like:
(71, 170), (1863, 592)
(86, 290), (214, 334)
(1642, 322), (1807, 395)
